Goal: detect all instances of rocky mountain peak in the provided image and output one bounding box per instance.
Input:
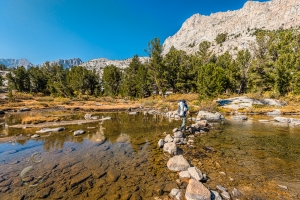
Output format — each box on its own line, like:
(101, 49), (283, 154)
(162, 0), (300, 56)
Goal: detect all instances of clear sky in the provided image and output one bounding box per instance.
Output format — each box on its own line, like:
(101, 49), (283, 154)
(0, 0), (269, 64)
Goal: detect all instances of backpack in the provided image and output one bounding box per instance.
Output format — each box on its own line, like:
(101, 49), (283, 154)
(178, 100), (188, 117)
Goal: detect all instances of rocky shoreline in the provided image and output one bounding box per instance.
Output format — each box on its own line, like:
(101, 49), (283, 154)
(156, 111), (242, 200)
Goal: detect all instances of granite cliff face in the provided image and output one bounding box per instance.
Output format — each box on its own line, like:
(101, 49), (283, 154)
(41, 58), (83, 69)
(80, 57), (149, 76)
(162, 0), (300, 56)
(0, 58), (33, 69)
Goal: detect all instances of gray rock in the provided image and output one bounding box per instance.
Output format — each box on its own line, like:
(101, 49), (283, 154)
(179, 170), (191, 180)
(232, 188), (242, 197)
(197, 111), (225, 122)
(36, 127), (65, 133)
(220, 191), (231, 199)
(164, 134), (174, 143)
(274, 117), (291, 123)
(31, 134), (40, 139)
(174, 137), (184, 144)
(84, 114), (99, 120)
(18, 107), (31, 112)
(158, 139), (165, 148)
(167, 155), (190, 172)
(170, 188), (182, 200)
(211, 190), (223, 200)
(173, 127), (179, 133)
(216, 185), (227, 192)
(174, 131), (184, 138)
(267, 109), (281, 115)
(188, 167), (203, 181)
(263, 99), (284, 106)
(84, 114), (92, 120)
(163, 142), (177, 155)
(128, 112), (138, 115)
(185, 179), (211, 200)
(74, 130), (85, 136)
(277, 184), (288, 190)
(106, 170), (121, 182)
(290, 118), (300, 126)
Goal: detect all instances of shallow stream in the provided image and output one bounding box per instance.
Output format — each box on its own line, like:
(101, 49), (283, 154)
(0, 112), (299, 199)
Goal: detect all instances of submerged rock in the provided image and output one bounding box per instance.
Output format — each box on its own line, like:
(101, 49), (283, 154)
(167, 155), (190, 172)
(18, 108), (31, 112)
(231, 115), (247, 120)
(185, 179), (211, 200)
(232, 188), (242, 197)
(220, 191), (231, 199)
(74, 130), (85, 136)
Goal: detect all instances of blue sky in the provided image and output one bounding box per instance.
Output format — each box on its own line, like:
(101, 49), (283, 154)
(0, 0), (269, 64)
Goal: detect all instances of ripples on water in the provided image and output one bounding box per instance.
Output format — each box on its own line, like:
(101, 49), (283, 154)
(0, 113), (300, 199)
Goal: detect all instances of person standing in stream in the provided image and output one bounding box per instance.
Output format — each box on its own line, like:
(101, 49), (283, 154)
(178, 99), (189, 131)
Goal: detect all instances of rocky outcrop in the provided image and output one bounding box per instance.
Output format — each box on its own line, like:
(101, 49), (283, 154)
(163, 0), (300, 56)
(42, 58), (83, 69)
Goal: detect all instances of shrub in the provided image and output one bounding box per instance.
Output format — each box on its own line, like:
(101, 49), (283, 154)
(215, 33), (228, 44)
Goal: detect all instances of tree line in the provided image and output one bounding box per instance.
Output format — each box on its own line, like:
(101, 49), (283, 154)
(5, 28), (300, 99)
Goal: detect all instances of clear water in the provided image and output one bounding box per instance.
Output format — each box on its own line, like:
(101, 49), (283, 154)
(0, 112), (299, 200)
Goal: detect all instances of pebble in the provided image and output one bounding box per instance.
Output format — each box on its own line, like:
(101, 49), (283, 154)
(219, 172), (226, 175)
(277, 184), (288, 190)
(216, 185), (227, 192)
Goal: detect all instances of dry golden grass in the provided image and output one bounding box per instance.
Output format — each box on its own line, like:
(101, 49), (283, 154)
(165, 93), (198, 102)
(22, 116), (61, 124)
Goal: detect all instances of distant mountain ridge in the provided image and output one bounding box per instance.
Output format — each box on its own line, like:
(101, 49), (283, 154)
(0, 58), (33, 69)
(162, 0), (300, 56)
(0, 57), (149, 72)
(40, 58), (83, 69)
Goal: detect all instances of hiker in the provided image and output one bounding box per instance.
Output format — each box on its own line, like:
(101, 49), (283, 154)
(178, 99), (189, 131)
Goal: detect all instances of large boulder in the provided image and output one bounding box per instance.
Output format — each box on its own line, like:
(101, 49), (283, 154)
(185, 179), (211, 200)
(163, 142), (177, 155)
(167, 155), (190, 172)
(197, 111), (225, 122)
